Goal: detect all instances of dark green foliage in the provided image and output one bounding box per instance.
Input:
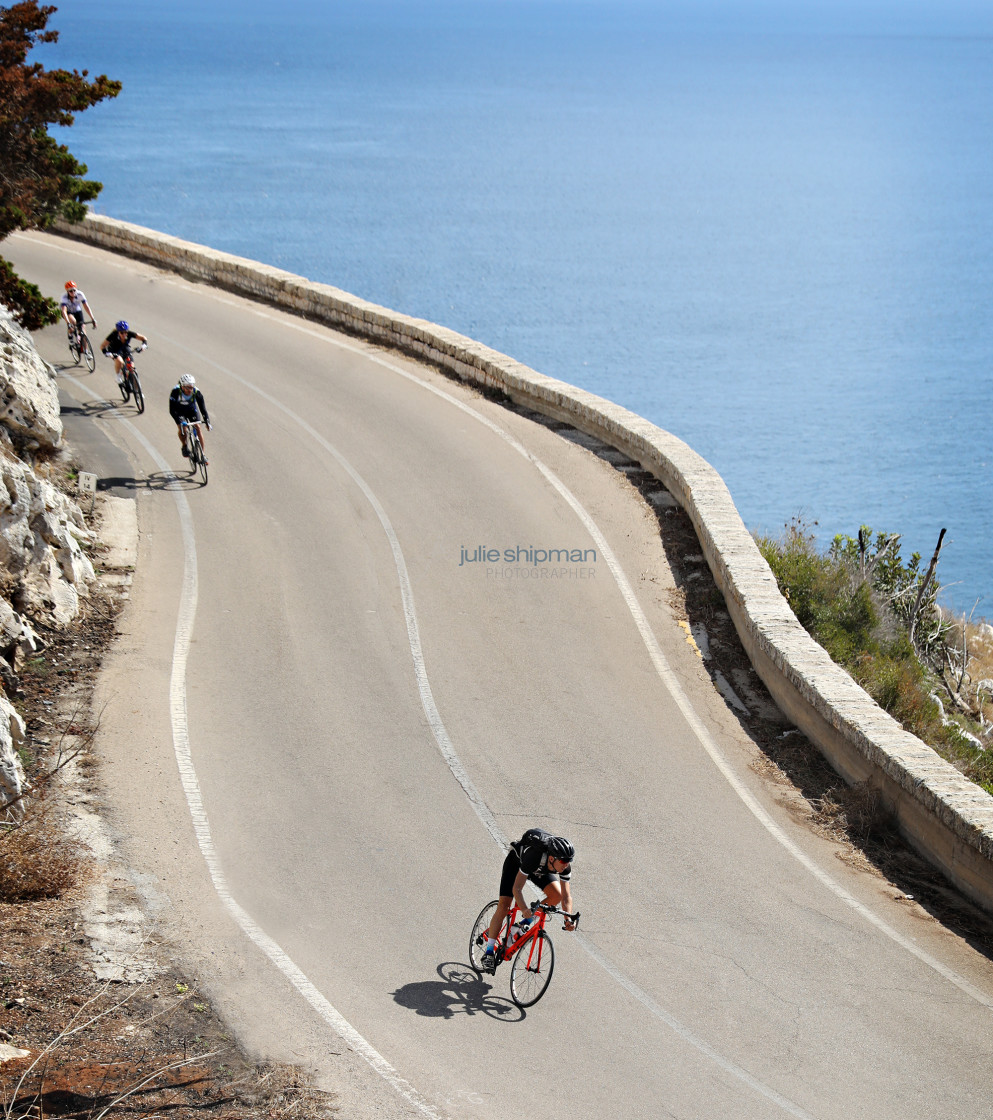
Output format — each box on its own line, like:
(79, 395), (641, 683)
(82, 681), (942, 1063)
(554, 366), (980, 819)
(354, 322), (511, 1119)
(0, 2), (121, 327)
(0, 253), (57, 328)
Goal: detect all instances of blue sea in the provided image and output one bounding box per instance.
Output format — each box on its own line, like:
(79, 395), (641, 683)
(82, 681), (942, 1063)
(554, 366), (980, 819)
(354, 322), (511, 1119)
(39, 0), (993, 613)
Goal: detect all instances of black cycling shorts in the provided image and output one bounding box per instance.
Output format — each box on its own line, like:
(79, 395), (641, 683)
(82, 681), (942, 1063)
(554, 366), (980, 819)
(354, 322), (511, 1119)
(499, 848), (560, 898)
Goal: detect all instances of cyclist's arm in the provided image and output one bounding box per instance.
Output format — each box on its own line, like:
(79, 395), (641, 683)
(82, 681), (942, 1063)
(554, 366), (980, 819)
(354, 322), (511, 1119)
(560, 881), (576, 929)
(82, 301), (95, 324)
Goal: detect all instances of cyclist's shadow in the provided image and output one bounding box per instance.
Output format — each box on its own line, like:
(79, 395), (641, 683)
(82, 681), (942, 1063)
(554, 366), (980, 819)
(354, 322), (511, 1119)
(391, 962), (523, 1022)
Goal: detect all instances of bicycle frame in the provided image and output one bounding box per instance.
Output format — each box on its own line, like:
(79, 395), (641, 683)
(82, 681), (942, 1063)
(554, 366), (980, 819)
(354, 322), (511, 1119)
(497, 901), (566, 968)
(180, 414), (203, 436)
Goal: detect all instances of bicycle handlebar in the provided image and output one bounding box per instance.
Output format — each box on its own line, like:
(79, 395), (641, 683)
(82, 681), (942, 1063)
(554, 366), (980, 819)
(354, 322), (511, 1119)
(532, 902), (581, 927)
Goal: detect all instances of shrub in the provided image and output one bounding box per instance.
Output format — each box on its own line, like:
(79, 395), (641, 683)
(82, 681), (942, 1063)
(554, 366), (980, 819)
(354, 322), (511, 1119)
(757, 518), (992, 795)
(0, 794), (83, 902)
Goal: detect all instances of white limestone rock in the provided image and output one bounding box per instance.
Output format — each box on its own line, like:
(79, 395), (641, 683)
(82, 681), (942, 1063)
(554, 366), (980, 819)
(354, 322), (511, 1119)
(0, 691), (27, 821)
(0, 309), (62, 452)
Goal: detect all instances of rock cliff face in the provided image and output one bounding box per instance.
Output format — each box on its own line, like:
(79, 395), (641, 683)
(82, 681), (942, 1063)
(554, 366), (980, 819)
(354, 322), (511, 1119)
(0, 310), (95, 819)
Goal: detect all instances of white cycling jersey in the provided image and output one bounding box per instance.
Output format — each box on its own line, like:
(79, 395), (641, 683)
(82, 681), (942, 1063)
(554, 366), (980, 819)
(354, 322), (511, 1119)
(60, 290), (88, 314)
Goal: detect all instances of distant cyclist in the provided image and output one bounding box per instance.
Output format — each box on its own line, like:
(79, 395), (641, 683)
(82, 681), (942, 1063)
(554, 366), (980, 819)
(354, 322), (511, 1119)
(60, 281), (96, 346)
(101, 320), (148, 388)
(168, 374), (211, 462)
(480, 827), (576, 970)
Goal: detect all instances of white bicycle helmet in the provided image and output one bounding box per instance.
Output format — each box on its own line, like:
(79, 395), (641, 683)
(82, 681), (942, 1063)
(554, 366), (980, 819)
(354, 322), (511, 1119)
(179, 374), (196, 388)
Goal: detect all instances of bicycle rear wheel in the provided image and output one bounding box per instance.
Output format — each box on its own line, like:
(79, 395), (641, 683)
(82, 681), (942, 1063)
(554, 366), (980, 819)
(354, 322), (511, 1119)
(469, 900), (501, 973)
(67, 333), (80, 364)
(130, 369), (145, 413)
(510, 930), (554, 1007)
(119, 370), (130, 403)
(81, 335), (95, 372)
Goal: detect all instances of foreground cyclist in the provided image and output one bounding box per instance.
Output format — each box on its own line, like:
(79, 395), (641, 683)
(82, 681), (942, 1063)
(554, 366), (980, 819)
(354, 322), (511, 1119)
(60, 281), (96, 346)
(480, 827), (576, 970)
(169, 374), (211, 463)
(101, 320), (148, 388)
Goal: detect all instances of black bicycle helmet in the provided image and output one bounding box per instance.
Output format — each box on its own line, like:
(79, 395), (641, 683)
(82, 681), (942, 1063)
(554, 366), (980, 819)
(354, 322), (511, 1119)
(547, 836), (574, 862)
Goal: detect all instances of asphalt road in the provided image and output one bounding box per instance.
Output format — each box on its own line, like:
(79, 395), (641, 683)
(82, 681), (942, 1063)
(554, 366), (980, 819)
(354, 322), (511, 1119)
(8, 230), (993, 1120)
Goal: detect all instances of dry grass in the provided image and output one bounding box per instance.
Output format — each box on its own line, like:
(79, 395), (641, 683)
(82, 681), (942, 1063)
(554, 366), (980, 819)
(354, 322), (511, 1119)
(944, 613), (993, 730)
(0, 792), (85, 902)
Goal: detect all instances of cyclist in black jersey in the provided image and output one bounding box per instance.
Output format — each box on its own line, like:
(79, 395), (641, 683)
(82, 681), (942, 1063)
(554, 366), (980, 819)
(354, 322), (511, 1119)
(480, 827), (576, 968)
(169, 374), (211, 462)
(101, 320), (148, 388)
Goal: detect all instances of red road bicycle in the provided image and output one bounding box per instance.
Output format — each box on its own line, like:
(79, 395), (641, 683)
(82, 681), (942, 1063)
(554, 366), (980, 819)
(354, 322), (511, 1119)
(469, 899), (580, 1007)
(117, 346), (145, 414)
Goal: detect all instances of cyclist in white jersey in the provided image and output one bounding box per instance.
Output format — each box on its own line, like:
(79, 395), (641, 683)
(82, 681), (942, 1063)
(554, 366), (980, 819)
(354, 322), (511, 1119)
(59, 281), (96, 346)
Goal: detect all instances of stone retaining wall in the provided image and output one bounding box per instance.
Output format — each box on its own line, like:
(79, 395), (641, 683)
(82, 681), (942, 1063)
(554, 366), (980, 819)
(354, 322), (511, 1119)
(53, 213), (993, 912)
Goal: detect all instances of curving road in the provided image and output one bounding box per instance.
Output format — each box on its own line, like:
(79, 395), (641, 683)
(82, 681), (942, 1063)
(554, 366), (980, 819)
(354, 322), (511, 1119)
(8, 230), (993, 1120)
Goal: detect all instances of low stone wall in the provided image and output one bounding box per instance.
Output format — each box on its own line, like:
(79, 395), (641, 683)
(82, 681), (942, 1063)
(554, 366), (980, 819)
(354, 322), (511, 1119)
(53, 213), (993, 912)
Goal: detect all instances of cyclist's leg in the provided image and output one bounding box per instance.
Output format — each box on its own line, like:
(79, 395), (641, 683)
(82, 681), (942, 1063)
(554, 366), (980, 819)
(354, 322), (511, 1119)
(541, 878), (565, 908)
(486, 850), (522, 941)
(178, 423), (190, 456)
(486, 896), (513, 943)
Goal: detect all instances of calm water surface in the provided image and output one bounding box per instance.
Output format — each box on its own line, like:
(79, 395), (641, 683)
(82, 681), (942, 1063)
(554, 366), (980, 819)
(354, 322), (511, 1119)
(40, 0), (993, 612)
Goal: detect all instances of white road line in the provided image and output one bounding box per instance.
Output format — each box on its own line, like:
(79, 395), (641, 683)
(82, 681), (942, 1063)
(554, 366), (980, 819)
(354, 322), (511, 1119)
(154, 337), (818, 1120)
(60, 372), (445, 1120)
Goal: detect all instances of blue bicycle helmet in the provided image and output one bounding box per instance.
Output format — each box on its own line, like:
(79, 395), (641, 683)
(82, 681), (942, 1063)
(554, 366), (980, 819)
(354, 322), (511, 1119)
(115, 319), (129, 331)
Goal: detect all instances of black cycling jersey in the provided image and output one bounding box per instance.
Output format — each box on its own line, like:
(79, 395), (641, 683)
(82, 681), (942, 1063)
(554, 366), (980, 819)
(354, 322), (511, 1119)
(168, 385), (209, 426)
(103, 329), (140, 357)
(499, 828), (572, 897)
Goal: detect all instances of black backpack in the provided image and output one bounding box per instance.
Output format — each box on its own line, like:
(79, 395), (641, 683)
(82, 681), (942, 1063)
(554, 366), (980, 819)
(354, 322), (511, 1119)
(519, 827), (553, 849)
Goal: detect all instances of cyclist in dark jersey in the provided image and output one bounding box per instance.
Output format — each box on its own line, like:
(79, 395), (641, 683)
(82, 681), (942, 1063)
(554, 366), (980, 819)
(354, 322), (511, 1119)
(480, 827), (576, 968)
(101, 320), (148, 388)
(169, 374), (211, 462)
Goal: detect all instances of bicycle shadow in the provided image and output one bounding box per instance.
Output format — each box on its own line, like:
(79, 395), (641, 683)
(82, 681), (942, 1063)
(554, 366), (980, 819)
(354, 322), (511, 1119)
(61, 398), (142, 421)
(89, 471), (206, 494)
(147, 468), (207, 492)
(391, 962), (523, 1022)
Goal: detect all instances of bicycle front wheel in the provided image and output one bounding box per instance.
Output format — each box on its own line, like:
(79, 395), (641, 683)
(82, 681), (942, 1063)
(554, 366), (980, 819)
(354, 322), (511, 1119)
(130, 369), (145, 413)
(82, 336), (95, 372)
(469, 900), (500, 973)
(510, 930), (554, 1007)
(193, 429), (208, 484)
